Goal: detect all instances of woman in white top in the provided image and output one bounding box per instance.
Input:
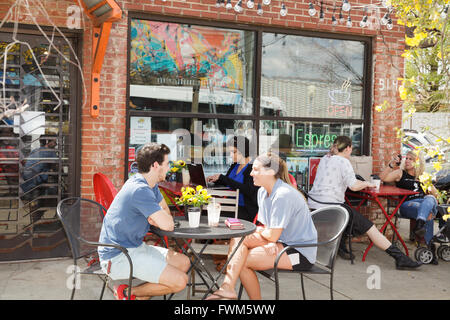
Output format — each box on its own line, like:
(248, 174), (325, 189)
(206, 152), (317, 300)
(308, 136), (421, 270)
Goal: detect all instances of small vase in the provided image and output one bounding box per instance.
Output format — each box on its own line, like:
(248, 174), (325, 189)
(182, 168), (190, 186)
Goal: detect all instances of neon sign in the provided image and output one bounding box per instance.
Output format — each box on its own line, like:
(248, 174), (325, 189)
(296, 130), (336, 149)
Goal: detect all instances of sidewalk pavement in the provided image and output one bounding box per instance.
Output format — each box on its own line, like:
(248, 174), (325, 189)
(0, 218), (448, 300)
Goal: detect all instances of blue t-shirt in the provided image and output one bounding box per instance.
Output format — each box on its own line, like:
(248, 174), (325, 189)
(227, 163), (248, 207)
(98, 173), (163, 261)
(257, 179), (317, 264)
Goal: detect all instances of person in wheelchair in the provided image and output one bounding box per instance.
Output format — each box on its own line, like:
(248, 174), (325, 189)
(380, 151), (440, 264)
(308, 136), (421, 270)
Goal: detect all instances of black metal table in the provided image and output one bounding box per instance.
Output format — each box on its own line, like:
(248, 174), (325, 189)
(151, 216), (256, 300)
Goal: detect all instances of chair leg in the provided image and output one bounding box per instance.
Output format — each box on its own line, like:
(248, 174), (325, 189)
(300, 273), (306, 300)
(99, 279), (107, 300)
(238, 283), (244, 300)
(330, 272), (334, 300)
(348, 234), (354, 265)
(70, 260), (77, 300)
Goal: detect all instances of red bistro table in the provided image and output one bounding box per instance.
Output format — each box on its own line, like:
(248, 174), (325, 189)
(345, 185), (419, 261)
(158, 181), (185, 216)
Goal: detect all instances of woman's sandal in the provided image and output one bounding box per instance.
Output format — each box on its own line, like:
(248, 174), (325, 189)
(205, 290), (237, 300)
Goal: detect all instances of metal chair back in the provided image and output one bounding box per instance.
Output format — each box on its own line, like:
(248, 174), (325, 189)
(312, 205), (350, 269)
(57, 197), (106, 260)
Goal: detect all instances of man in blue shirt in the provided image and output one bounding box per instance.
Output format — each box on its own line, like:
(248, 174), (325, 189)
(98, 143), (190, 300)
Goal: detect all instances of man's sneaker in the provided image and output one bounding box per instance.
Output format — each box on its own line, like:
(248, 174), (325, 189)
(114, 284), (136, 300)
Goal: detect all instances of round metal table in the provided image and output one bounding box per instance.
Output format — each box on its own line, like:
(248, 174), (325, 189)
(151, 216), (256, 299)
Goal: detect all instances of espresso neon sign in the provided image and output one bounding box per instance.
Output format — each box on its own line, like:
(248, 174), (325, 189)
(296, 130), (337, 149)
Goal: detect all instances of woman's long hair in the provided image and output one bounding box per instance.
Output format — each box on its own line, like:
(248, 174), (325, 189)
(401, 150), (425, 179)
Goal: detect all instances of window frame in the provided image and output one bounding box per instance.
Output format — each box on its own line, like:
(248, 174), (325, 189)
(125, 12), (373, 181)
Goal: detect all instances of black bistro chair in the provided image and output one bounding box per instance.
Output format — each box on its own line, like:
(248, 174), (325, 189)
(238, 205), (349, 300)
(304, 191), (355, 264)
(56, 197), (133, 300)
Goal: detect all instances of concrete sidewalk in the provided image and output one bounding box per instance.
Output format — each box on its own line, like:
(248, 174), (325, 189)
(0, 218), (448, 300)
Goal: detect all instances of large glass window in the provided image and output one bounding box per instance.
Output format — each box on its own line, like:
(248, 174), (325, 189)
(129, 19), (255, 115)
(261, 33), (365, 119)
(126, 15), (372, 187)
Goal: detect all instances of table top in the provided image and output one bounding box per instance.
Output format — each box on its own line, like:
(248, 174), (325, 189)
(353, 185), (419, 197)
(150, 216), (256, 240)
(158, 181), (184, 195)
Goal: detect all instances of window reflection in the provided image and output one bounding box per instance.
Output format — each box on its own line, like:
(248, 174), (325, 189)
(128, 117), (254, 178)
(129, 19), (255, 115)
(259, 120), (363, 189)
(261, 33), (365, 119)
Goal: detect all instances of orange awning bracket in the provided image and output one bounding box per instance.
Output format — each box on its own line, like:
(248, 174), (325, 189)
(76, 0), (122, 118)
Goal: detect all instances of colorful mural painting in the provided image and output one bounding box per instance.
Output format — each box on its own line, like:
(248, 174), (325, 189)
(130, 19), (244, 90)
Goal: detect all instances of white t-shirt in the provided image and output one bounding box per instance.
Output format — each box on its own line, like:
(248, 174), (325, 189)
(308, 155), (357, 208)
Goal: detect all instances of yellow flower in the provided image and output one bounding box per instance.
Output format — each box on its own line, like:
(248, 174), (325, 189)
(375, 105), (383, 112)
(432, 162), (442, 172)
(176, 160), (186, 167)
(443, 214), (449, 222)
(196, 185), (203, 192)
(399, 85), (408, 100)
(171, 167), (179, 173)
(419, 172), (431, 184)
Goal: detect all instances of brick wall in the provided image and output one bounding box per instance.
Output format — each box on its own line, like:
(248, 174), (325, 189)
(1, 0), (405, 236)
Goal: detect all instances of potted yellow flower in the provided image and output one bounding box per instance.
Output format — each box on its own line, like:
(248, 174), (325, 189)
(176, 185), (212, 218)
(167, 160), (187, 182)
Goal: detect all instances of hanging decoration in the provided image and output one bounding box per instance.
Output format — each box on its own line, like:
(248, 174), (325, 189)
(213, 0), (395, 30)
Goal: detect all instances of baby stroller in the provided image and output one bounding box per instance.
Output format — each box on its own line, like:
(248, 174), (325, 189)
(414, 204), (450, 264)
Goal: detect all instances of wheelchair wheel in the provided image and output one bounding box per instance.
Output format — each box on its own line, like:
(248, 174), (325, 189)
(437, 245), (450, 262)
(414, 247), (434, 264)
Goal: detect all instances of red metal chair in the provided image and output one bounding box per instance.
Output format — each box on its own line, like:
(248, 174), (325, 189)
(288, 173), (298, 188)
(93, 172), (117, 214)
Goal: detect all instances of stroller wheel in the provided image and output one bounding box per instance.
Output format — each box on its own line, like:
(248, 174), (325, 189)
(437, 245), (450, 262)
(414, 247), (434, 264)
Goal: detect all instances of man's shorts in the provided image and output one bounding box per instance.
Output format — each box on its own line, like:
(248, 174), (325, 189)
(100, 243), (169, 284)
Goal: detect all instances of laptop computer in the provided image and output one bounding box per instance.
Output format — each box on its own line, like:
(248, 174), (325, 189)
(187, 163), (229, 189)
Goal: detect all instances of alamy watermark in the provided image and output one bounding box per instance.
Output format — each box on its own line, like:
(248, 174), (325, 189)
(366, 265), (381, 290)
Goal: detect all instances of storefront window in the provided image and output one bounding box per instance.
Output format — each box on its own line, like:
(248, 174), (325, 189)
(261, 33), (365, 119)
(126, 15), (372, 186)
(129, 19), (255, 115)
(259, 120), (363, 189)
(127, 117), (254, 178)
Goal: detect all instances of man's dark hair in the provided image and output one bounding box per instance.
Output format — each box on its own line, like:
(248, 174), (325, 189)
(226, 135), (250, 158)
(136, 143), (170, 173)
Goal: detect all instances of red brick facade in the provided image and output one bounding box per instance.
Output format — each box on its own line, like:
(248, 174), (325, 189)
(1, 0), (405, 234)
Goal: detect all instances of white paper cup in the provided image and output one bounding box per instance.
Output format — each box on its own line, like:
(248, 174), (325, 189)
(188, 210), (201, 228)
(372, 179), (381, 191)
(207, 203), (221, 227)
